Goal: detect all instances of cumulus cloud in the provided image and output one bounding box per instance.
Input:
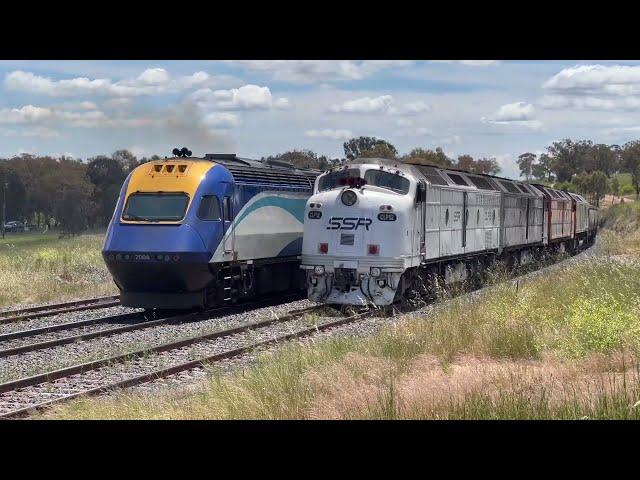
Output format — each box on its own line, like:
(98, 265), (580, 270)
(481, 102), (542, 130)
(192, 84), (290, 111)
(329, 95), (430, 115)
(541, 64), (640, 111)
(330, 95), (394, 114)
(4, 69), (235, 97)
(226, 60), (414, 84)
(304, 129), (352, 140)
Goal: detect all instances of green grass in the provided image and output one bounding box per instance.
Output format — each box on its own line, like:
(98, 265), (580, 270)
(0, 232), (116, 307)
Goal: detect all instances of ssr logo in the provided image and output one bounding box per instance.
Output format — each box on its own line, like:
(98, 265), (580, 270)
(327, 217), (372, 231)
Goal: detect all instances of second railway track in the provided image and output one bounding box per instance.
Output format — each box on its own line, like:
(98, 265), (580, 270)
(0, 295), (121, 325)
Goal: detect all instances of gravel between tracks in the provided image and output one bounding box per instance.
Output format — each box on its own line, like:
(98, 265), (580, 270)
(0, 305), (141, 335)
(0, 299), (316, 384)
(0, 311), (338, 414)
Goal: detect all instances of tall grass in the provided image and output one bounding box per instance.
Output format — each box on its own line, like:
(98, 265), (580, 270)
(0, 233), (116, 307)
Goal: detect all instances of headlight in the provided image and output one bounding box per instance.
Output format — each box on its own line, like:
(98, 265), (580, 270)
(370, 267), (381, 277)
(341, 189), (357, 206)
(314, 265), (325, 275)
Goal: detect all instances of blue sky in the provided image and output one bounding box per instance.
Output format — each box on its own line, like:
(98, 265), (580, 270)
(2, 60), (640, 179)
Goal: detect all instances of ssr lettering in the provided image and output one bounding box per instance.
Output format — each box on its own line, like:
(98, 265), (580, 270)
(327, 217), (372, 231)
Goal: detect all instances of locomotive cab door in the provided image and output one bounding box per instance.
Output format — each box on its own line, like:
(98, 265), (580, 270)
(221, 182), (236, 261)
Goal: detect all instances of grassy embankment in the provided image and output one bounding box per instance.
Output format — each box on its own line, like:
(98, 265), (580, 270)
(47, 204), (640, 419)
(0, 232), (116, 308)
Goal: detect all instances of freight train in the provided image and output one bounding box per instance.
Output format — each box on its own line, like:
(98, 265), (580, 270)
(103, 151), (319, 309)
(300, 157), (598, 306)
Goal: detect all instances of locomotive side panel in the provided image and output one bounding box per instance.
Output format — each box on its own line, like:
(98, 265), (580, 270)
(209, 186), (309, 263)
(424, 185), (442, 261)
(439, 188), (465, 257)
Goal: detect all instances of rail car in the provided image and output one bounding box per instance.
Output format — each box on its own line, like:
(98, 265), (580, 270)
(301, 157), (598, 306)
(103, 152), (319, 309)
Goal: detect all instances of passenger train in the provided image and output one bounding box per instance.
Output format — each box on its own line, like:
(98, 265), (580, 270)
(301, 157), (598, 306)
(103, 152), (319, 309)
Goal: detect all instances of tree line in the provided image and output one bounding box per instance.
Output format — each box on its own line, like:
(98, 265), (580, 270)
(516, 139), (640, 206)
(2, 136), (637, 234)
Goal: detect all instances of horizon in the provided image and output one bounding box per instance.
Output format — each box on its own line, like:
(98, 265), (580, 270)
(2, 60), (640, 180)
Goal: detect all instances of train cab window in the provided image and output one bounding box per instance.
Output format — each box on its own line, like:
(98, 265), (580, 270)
(318, 169), (361, 191)
(364, 170), (410, 194)
(197, 195), (221, 221)
(223, 196), (233, 221)
(122, 192), (189, 222)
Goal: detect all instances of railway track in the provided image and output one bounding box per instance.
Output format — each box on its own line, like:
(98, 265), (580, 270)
(0, 295), (121, 325)
(0, 293), (303, 358)
(0, 303), (361, 418)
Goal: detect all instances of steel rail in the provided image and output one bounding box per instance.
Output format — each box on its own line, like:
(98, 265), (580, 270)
(0, 296), (121, 325)
(0, 309), (365, 419)
(0, 292), (306, 358)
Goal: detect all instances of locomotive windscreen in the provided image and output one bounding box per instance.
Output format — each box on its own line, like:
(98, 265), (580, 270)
(364, 169), (410, 194)
(318, 169), (361, 191)
(122, 193), (189, 221)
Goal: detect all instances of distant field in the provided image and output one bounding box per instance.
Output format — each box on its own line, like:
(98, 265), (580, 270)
(0, 231), (116, 308)
(46, 206), (640, 420)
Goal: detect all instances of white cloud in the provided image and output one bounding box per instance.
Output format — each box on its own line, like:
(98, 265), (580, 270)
(203, 112), (241, 129)
(4, 69), (234, 97)
(541, 64), (640, 111)
(226, 60), (414, 84)
(193, 84), (290, 111)
(330, 95), (394, 114)
(481, 102), (542, 130)
(305, 129), (352, 140)
(330, 95), (430, 116)
(543, 64), (640, 93)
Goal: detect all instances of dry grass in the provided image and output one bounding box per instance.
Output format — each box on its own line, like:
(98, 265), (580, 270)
(0, 232), (116, 307)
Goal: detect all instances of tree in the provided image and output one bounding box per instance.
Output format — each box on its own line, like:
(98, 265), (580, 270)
(111, 149), (139, 173)
(474, 157), (501, 175)
(262, 150), (336, 170)
(622, 141), (640, 199)
(453, 154), (501, 175)
(86, 155), (128, 227)
(455, 154), (475, 172)
(533, 153), (554, 182)
(359, 142), (398, 160)
(574, 170), (608, 206)
(517, 152), (536, 180)
(401, 147), (453, 168)
(343, 137), (397, 159)
(609, 176), (620, 201)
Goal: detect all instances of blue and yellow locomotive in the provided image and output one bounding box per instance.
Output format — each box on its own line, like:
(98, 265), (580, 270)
(102, 151), (319, 309)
